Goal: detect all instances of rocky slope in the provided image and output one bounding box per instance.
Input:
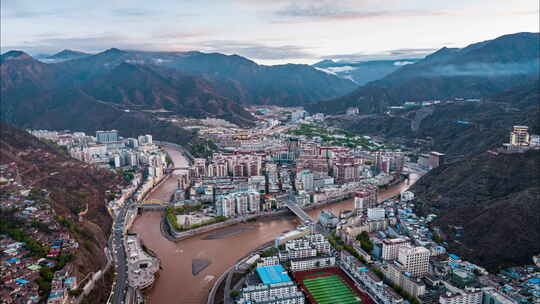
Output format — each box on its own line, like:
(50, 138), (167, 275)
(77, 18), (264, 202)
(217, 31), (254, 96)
(411, 150), (540, 270)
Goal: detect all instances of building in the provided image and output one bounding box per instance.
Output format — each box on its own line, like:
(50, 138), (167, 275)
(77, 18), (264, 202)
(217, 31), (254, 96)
(274, 229), (311, 247)
(258, 256), (280, 267)
(400, 191), (414, 202)
(296, 170), (314, 191)
(439, 290), (483, 304)
(346, 107), (359, 115)
(510, 126), (530, 146)
(291, 110), (306, 122)
(381, 238), (411, 261)
(239, 265), (305, 304)
(354, 187), (378, 213)
(215, 191), (260, 217)
(367, 208), (385, 219)
(383, 263), (426, 298)
(319, 210), (339, 228)
(96, 130), (118, 143)
(290, 256), (336, 272)
(482, 289), (519, 304)
(397, 246), (430, 277)
(428, 151), (445, 169)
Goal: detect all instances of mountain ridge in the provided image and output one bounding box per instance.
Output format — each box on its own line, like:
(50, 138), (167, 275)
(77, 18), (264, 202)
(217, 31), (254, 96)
(308, 32), (540, 114)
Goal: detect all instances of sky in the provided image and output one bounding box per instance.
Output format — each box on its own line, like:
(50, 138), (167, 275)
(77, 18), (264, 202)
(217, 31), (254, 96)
(1, 0), (538, 65)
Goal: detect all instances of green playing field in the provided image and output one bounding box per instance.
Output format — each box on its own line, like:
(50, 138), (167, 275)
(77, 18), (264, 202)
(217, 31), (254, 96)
(303, 274), (361, 304)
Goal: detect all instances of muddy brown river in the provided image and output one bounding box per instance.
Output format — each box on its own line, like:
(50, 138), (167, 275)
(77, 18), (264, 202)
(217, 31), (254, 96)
(131, 146), (419, 303)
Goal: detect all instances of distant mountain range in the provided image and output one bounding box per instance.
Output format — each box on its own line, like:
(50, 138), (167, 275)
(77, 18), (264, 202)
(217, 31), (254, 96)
(1, 48), (355, 139)
(309, 32), (540, 114)
(312, 58), (420, 85)
(37, 49), (91, 63)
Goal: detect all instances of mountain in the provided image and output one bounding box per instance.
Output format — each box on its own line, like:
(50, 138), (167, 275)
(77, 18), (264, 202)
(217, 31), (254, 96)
(331, 79), (540, 157)
(1, 50), (59, 94)
(1, 49), (255, 128)
(55, 49), (356, 106)
(2, 48), (355, 136)
(411, 150), (540, 270)
(81, 62), (254, 125)
(41, 49), (91, 62)
(309, 32), (540, 114)
(0, 122), (125, 301)
(312, 58), (419, 85)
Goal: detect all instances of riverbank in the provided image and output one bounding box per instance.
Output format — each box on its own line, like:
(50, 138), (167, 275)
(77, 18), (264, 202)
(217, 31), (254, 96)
(161, 179), (405, 242)
(132, 144), (421, 304)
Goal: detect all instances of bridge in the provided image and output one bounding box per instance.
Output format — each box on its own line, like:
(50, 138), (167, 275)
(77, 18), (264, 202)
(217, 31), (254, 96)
(283, 193), (314, 224)
(135, 199), (169, 210)
(165, 167), (190, 173)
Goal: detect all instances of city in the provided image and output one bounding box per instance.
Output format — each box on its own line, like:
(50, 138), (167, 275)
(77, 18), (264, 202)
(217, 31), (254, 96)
(1, 1), (539, 304)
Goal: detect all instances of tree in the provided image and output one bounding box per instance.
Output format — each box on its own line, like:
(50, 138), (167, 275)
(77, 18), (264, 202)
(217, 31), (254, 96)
(229, 290), (240, 298)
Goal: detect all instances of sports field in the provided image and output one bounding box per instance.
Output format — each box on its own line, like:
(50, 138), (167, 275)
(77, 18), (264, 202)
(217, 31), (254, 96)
(302, 273), (360, 304)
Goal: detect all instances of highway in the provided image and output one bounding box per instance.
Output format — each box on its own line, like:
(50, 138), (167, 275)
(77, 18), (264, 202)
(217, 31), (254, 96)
(110, 200), (131, 304)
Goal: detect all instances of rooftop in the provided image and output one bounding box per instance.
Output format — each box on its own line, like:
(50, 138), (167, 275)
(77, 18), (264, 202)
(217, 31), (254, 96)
(256, 265), (292, 285)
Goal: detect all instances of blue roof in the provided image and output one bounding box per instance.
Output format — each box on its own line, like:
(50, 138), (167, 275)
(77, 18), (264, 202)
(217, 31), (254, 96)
(16, 279), (29, 284)
(448, 254), (460, 260)
(256, 265), (291, 285)
(6, 258), (19, 264)
(528, 278), (540, 284)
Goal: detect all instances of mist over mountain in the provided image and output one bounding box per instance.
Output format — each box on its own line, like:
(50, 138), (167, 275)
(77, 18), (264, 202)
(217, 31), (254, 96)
(312, 58), (419, 85)
(38, 49), (91, 63)
(309, 32), (540, 114)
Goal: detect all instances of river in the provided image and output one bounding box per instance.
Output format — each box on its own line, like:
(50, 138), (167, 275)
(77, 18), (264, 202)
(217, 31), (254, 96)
(131, 146), (419, 304)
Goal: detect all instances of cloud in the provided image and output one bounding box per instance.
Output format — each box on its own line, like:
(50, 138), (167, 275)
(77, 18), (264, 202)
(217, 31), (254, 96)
(1, 33), (315, 62)
(1, 33), (185, 55)
(393, 61), (415, 66)
(198, 40), (314, 60)
(110, 8), (158, 17)
(321, 48), (437, 62)
(273, 2), (449, 23)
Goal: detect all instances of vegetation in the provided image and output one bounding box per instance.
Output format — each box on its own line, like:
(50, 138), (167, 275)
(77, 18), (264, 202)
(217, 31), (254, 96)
(166, 207), (228, 231)
(57, 216), (81, 234)
(0, 210), (49, 257)
(288, 123), (399, 151)
(356, 231), (374, 253)
(191, 139), (218, 158)
(260, 247), (278, 257)
(174, 204), (203, 214)
(35, 253), (75, 296)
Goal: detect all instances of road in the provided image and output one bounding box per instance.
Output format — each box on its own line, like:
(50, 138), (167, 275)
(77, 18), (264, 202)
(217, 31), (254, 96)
(110, 200), (131, 304)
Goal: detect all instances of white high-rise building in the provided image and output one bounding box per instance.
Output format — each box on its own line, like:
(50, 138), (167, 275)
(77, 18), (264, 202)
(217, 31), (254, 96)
(367, 208), (385, 219)
(397, 246), (430, 277)
(439, 290), (482, 304)
(96, 130), (118, 143)
(381, 238), (410, 260)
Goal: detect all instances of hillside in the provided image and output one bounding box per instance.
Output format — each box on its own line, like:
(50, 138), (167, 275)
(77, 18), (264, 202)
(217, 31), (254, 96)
(411, 150), (540, 270)
(309, 32), (540, 114)
(0, 123), (125, 301)
(52, 48), (355, 106)
(331, 79), (540, 156)
(0, 50), (255, 127)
